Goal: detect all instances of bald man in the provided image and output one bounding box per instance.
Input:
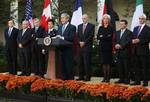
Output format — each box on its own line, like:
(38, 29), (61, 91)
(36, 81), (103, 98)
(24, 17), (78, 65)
(17, 20), (32, 76)
(131, 14), (150, 86)
(77, 14), (95, 81)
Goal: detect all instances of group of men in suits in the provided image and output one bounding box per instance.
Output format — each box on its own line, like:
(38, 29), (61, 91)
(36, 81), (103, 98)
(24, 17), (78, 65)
(115, 14), (150, 86)
(4, 13), (95, 81)
(4, 13), (150, 85)
(4, 19), (53, 77)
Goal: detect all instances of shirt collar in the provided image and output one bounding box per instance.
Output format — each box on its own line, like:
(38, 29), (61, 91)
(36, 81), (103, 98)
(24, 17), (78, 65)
(63, 22), (69, 28)
(83, 23), (88, 26)
(138, 23), (145, 33)
(48, 28), (54, 32)
(121, 28), (126, 32)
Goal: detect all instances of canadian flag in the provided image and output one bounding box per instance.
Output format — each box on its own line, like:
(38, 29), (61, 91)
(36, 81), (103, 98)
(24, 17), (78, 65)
(41, 0), (52, 30)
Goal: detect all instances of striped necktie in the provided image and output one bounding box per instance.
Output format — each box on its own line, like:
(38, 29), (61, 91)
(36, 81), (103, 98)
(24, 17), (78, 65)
(137, 26), (141, 36)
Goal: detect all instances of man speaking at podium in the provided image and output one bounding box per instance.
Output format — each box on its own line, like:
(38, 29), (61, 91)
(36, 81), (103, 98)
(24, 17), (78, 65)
(58, 13), (76, 80)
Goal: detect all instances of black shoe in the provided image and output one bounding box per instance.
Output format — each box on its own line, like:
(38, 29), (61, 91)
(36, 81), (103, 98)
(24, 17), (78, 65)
(130, 82), (141, 85)
(85, 77), (91, 81)
(105, 79), (110, 83)
(101, 79), (106, 82)
(143, 82), (148, 87)
(76, 77), (84, 81)
(115, 80), (124, 84)
(124, 80), (130, 84)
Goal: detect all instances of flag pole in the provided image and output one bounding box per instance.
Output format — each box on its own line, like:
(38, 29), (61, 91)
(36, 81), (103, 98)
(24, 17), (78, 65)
(50, 0), (52, 19)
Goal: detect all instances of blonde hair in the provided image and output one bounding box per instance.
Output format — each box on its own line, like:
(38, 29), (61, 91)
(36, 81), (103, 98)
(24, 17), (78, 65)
(102, 14), (111, 26)
(102, 14), (111, 20)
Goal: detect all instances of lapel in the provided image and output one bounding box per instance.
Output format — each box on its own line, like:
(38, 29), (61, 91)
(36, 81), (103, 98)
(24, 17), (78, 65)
(10, 28), (14, 37)
(6, 28), (9, 37)
(7, 28), (14, 37)
(117, 30), (121, 41)
(138, 25), (146, 37)
(63, 24), (69, 36)
(22, 29), (28, 38)
(120, 29), (127, 40)
(83, 23), (89, 35)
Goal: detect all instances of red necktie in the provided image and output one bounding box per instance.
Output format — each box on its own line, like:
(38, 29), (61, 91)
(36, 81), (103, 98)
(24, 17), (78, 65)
(82, 24), (86, 34)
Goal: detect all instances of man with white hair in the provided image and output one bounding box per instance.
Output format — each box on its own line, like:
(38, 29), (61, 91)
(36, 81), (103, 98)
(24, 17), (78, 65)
(17, 20), (33, 76)
(131, 14), (150, 86)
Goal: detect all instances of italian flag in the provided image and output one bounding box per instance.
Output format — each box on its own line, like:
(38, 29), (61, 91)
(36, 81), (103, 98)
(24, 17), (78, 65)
(97, 0), (105, 26)
(131, 0), (143, 31)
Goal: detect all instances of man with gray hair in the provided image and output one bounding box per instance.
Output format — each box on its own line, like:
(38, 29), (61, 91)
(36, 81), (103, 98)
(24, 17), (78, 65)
(17, 20), (33, 76)
(58, 13), (76, 80)
(31, 18), (46, 77)
(131, 14), (150, 86)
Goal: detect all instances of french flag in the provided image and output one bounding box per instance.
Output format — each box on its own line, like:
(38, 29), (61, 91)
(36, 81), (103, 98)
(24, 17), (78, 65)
(71, 0), (83, 58)
(40, 0), (52, 30)
(71, 0), (83, 27)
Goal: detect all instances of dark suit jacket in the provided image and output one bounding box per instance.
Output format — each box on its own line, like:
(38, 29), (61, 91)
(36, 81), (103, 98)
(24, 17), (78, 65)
(115, 29), (132, 57)
(97, 26), (114, 52)
(32, 26), (45, 39)
(77, 23), (95, 49)
(17, 28), (32, 49)
(45, 29), (57, 37)
(132, 25), (150, 56)
(4, 27), (19, 51)
(58, 23), (76, 43)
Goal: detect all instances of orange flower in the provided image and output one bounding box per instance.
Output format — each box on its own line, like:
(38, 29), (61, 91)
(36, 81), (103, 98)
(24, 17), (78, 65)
(63, 80), (85, 91)
(31, 78), (46, 92)
(6, 75), (39, 90)
(0, 74), (15, 83)
(45, 79), (64, 90)
(122, 86), (148, 100)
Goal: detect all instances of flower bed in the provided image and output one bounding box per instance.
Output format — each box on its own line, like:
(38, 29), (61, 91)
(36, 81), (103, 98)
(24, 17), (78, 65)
(0, 74), (150, 102)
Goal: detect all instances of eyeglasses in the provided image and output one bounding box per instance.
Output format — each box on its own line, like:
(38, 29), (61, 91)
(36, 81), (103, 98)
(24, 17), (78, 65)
(139, 18), (145, 19)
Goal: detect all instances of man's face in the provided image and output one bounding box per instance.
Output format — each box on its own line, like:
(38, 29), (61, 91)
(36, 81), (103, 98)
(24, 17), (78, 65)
(8, 20), (14, 28)
(61, 14), (69, 24)
(33, 20), (40, 27)
(82, 15), (88, 24)
(22, 21), (28, 29)
(48, 22), (54, 29)
(119, 22), (127, 29)
(139, 16), (146, 25)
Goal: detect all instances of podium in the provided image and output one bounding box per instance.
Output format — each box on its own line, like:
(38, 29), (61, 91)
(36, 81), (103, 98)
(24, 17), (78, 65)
(38, 36), (72, 79)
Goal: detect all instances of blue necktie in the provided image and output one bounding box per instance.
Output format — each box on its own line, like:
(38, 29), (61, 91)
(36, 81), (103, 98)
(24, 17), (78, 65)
(62, 25), (65, 35)
(8, 28), (11, 36)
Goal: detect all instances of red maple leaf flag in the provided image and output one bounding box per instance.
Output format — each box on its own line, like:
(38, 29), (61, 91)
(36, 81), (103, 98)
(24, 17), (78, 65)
(41, 0), (52, 30)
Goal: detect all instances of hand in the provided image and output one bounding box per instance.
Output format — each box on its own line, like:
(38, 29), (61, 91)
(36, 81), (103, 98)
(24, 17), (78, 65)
(42, 49), (45, 54)
(80, 42), (85, 48)
(19, 43), (23, 48)
(132, 39), (140, 44)
(115, 44), (121, 49)
(135, 38), (140, 43)
(36, 38), (39, 40)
